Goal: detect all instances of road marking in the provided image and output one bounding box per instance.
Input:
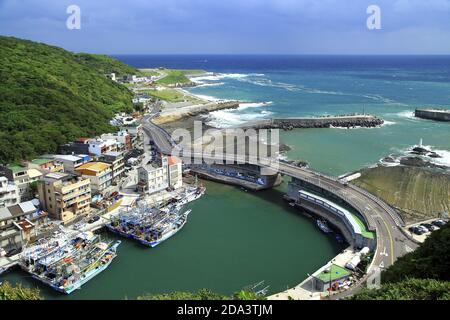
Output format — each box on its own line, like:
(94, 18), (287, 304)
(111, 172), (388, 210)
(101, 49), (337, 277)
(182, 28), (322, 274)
(380, 247), (388, 257)
(380, 217), (395, 265)
(405, 245), (414, 253)
(379, 261), (385, 269)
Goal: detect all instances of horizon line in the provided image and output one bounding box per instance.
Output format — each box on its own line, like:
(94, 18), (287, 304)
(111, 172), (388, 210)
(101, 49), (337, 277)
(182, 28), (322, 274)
(108, 53), (450, 56)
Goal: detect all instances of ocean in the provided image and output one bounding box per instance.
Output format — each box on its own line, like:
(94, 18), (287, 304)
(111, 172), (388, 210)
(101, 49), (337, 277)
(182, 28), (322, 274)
(117, 55), (450, 175)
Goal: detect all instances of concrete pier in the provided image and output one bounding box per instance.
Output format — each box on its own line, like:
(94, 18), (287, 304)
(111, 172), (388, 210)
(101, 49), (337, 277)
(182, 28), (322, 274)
(236, 114), (384, 130)
(415, 108), (450, 122)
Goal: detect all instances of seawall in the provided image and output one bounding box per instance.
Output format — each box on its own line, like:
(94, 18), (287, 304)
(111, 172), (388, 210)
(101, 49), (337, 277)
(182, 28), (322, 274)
(415, 108), (450, 122)
(236, 115), (384, 130)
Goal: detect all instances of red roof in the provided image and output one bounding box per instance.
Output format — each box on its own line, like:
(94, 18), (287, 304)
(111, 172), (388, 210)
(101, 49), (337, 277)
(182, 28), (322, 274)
(168, 156), (181, 166)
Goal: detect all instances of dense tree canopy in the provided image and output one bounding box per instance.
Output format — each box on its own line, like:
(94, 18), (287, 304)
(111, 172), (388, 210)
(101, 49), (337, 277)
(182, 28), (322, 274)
(382, 223), (450, 283)
(350, 278), (450, 300)
(137, 289), (264, 300)
(0, 36), (136, 163)
(0, 282), (42, 300)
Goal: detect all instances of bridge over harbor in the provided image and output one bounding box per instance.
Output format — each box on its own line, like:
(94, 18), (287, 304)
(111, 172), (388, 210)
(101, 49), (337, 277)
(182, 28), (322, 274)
(140, 115), (418, 297)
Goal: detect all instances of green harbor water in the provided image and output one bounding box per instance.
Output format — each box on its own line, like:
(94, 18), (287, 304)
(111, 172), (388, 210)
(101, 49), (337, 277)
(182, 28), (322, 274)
(1, 180), (344, 299)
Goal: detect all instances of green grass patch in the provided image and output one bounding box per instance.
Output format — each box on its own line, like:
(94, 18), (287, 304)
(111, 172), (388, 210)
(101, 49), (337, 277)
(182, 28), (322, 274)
(138, 68), (162, 77)
(143, 89), (203, 103)
(156, 69), (192, 85)
(315, 264), (351, 283)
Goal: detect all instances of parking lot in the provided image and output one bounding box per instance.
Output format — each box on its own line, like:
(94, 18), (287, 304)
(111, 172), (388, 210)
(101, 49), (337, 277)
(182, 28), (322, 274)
(405, 218), (447, 243)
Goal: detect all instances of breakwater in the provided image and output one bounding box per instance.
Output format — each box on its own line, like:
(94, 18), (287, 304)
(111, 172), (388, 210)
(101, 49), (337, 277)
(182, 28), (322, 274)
(236, 115), (384, 130)
(415, 108), (450, 122)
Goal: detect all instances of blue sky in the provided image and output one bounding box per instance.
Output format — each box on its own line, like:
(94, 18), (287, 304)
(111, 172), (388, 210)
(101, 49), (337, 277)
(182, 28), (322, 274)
(1, 0), (450, 54)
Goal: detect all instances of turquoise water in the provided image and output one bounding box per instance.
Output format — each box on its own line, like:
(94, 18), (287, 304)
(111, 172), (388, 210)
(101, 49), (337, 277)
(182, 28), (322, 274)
(176, 57), (450, 175)
(116, 55), (450, 174)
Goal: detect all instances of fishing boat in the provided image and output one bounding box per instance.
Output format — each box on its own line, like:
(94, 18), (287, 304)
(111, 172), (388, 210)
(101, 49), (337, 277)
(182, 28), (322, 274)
(316, 219), (332, 233)
(20, 232), (121, 294)
(135, 209), (192, 247)
(107, 205), (192, 248)
(175, 185), (205, 209)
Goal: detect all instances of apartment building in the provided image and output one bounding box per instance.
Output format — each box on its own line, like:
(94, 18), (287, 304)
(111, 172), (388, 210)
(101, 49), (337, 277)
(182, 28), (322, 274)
(0, 200), (47, 249)
(98, 152), (126, 183)
(28, 158), (64, 173)
(75, 162), (113, 194)
(168, 156), (183, 189)
(38, 172), (91, 223)
(88, 139), (121, 156)
(0, 164), (42, 202)
(52, 154), (91, 173)
(137, 156), (169, 194)
(0, 176), (19, 208)
(101, 130), (133, 151)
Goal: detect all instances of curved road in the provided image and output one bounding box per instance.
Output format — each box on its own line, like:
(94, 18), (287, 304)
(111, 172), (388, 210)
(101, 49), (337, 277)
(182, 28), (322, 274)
(140, 115), (418, 297)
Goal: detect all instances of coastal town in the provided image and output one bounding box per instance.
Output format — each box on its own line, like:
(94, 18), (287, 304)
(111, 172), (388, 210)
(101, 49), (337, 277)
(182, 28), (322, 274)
(1, 66), (448, 299)
(2, 0), (450, 306)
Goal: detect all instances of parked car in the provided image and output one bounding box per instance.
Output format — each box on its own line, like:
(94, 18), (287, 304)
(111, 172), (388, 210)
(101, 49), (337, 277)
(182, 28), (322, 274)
(432, 219), (447, 227)
(422, 223), (438, 231)
(5, 248), (22, 257)
(421, 223), (436, 231)
(0, 248), (6, 257)
(409, 226), (424, 235)
(417, 225), (429, 233)
(87, 216), (101, 224)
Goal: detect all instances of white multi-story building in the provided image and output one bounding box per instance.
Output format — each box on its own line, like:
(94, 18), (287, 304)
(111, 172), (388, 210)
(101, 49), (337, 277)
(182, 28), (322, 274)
(168, 156), (183, 189)
(0, 164), (42, 202)
(75, 162), (113, 194)
(0, 176), (20, 208)
(100, 130), (132, 151)
(88, 139), (121, 156)
(137, 156), (169, 194)
(52, 154), (91, 173)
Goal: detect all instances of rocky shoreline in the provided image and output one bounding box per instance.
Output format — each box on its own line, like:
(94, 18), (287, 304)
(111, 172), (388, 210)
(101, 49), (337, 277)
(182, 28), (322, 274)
(235, 115), (384, 130)
(153, 101), (240, 124)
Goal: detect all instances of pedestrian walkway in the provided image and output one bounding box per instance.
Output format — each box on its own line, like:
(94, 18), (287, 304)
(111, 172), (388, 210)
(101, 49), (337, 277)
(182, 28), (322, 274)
(268, 248), (357, 300)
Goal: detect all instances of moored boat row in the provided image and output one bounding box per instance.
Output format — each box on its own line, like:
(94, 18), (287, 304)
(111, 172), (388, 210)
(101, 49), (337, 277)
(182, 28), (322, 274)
(13, 185), (205, 295)
(20, 231), (120, 294)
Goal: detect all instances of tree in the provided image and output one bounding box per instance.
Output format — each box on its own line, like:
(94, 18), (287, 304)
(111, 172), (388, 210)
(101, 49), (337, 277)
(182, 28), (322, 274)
(382, 223), (450, 283)
(137, 289), (266, 300)
(350, 223), (450, 300)
(350, 278), (450, 300)
(0, 282), (42, 300)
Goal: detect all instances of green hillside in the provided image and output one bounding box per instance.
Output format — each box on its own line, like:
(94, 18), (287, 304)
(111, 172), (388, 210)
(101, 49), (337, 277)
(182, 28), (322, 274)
(354, 166), (450, 223)
(74, 53), (138, 76)
(0, 36), (135, 163)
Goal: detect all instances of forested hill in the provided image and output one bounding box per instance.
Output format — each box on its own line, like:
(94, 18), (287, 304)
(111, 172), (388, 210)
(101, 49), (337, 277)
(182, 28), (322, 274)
(0, 36), (138, 163)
